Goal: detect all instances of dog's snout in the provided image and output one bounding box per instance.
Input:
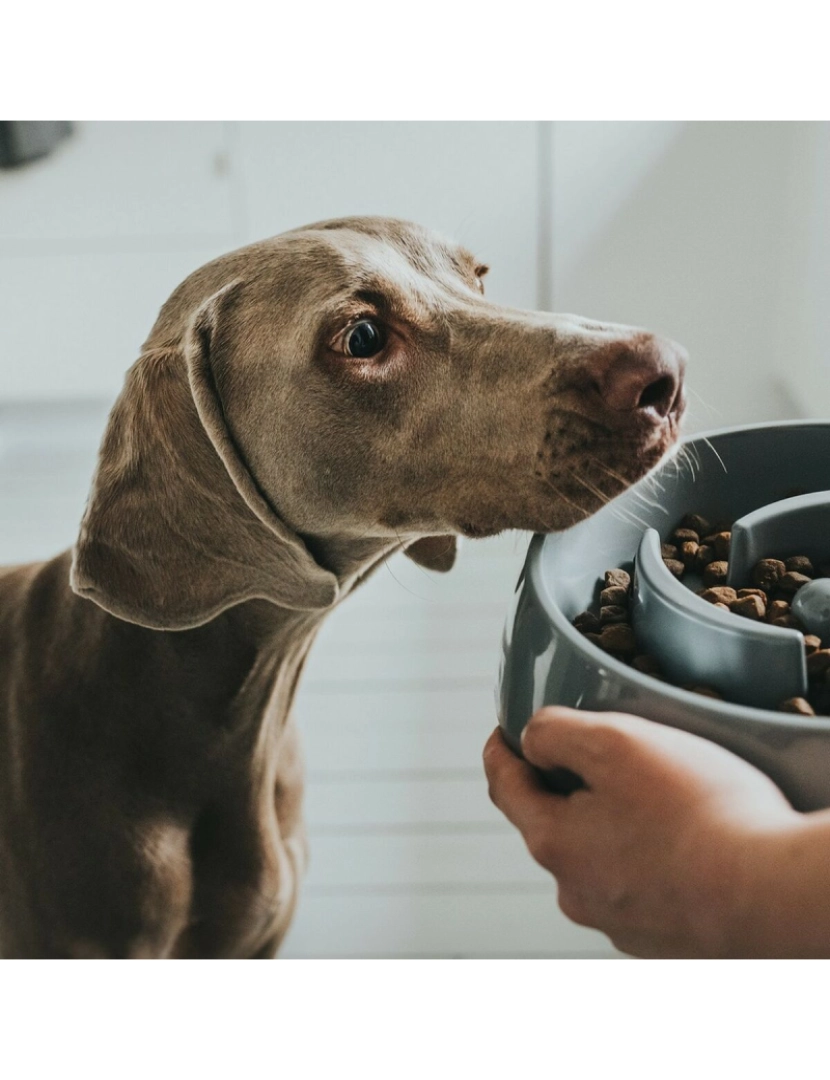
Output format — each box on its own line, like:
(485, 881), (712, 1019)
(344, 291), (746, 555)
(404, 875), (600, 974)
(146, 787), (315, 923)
(591, 336), (686, 421)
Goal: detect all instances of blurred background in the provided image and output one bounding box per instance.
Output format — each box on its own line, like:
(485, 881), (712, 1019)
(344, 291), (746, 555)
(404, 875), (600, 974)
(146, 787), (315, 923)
(1, 121), (828, 957)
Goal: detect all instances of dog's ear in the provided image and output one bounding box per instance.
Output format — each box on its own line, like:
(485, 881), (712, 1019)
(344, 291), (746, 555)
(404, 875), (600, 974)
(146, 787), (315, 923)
(404, 535), (458, 573)
(71, 281), (339, 630)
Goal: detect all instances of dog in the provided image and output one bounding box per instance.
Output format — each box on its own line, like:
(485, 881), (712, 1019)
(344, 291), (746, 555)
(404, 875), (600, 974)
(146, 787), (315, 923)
(0, 217), (686, 957)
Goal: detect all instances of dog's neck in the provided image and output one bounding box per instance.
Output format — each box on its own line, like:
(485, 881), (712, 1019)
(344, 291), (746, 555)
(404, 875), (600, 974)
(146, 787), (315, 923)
(212, 534), (404, 724)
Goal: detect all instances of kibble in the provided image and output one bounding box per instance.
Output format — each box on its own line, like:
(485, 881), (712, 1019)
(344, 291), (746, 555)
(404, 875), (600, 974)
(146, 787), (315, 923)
(807, 650), (830, 680)
(699, 586), (738, 605)
(600, 604), (628, 625)
(730, 594), (766, 620)
(766, 599), (790, 622)
(605, 569), (631, 591)
(753, 559), (786, 591)
(695, 544), (715, 570)
(680, 541), (699, 570)
(573, 610), (602, 635)
(571, 516), (830, 717)
(785, 556), (815, 577)
(779, 697), (816, 716)
(712, 531), (731, 560)
(681, 513), (711, 536)
(600, 586), (628, 608)
(702, 560), (729, 587)
(776, 571), (811, 596)
(597, 624), (637, 658)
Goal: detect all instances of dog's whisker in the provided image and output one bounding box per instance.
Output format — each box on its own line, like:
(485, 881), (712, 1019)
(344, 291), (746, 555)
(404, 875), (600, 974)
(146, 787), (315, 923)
(392, 527), (441, 585)
(584, 454), (629, 488)
(539, 475), (590, 519)
(566, 470), (612, 506)
(686, 385), (724, 421)
(701, 436), (728, 475)
(381, 555), (435, 602)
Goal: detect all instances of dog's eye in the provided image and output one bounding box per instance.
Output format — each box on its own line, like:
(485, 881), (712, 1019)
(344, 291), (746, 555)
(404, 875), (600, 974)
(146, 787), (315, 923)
(344, 320), (386, 359)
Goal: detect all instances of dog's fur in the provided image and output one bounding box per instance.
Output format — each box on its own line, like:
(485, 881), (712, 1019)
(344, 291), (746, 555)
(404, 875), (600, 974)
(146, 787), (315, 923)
(0, 218), (685, 957)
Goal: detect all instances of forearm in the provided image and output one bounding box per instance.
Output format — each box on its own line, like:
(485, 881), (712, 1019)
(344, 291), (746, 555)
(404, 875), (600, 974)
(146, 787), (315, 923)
(733, 810), (830, 958)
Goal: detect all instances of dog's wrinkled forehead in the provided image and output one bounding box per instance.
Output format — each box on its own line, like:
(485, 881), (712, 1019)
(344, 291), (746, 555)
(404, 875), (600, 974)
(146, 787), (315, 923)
(296, 218), (484, 309)
(144, 217), (481, 351)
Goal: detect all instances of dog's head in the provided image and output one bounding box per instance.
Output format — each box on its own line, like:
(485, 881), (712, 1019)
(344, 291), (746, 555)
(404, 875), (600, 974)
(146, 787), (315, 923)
(72, 217), (685, 629)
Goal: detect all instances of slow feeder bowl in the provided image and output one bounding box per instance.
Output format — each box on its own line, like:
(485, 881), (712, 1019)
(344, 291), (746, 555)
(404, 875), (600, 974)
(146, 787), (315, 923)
(497, 421), (830, 811)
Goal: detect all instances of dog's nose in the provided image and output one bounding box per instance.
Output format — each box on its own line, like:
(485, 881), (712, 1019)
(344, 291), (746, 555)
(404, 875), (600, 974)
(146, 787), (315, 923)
(593, 336), (686, 421)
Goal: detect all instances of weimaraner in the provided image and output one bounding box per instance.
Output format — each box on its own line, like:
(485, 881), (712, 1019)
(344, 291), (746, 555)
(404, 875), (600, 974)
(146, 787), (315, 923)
(0, 217), (686, 958)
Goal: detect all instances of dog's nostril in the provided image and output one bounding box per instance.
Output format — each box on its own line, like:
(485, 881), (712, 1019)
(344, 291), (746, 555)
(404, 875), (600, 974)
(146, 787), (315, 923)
(637, 374), (677, 417)
(589, 336), (685, 421)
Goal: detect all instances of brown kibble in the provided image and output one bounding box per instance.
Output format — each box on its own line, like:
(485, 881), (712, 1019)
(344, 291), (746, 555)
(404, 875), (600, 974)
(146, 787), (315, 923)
(681, 513), (711, 536)
(753, 559), (786, 591)
(737, 588), (767, 599)
(573, 610), (602, 635)
(714, 602), (731, 611)
(702, 560), (728, 586)
(584, 632), (602, 646)
(661, 543), (679, 561)
(778, 697), (816, 716)
(766, 599), (790, 622)
(712, 531), (731, 560)
(730, 594), (766, 620)
(785, 556), (815, 578)
(699, 586), (738, 605)
(695, 544), (715, 570)
(600, 605), (629, 625)
(807, 650), (830, 680)
(597, 624), (637, 658)
(632, 654), (661, 675)
(680, 541), (699, 570)
(684, 684), (724, 700)
(663, 558), (685, 578)
(771, 613), (804, 631)
(804, 635), (822, 655)
(672, 528), (700, 545)
(604, 568), (631, 592)
(776, 571), (811, 596)
(600, 586), (628, 608)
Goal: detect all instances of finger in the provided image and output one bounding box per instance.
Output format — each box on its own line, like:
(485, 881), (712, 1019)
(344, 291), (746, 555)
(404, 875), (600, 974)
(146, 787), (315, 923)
(520, 707), (650, 784)
(483, 728), (570, 838)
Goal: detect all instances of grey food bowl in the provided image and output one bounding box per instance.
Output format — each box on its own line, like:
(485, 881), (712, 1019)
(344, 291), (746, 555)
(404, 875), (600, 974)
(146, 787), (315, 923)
(497, 421), (830, 811)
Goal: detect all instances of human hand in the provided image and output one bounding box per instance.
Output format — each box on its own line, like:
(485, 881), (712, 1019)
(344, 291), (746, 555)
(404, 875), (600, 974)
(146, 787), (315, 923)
(484, 708), (802, 958)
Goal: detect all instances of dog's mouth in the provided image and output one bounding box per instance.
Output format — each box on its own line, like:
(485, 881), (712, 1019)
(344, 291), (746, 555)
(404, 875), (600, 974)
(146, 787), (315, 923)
(450, 427), (680, 542)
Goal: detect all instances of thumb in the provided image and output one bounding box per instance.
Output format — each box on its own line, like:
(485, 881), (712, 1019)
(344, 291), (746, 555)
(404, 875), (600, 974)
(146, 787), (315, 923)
(521, 707), (793, 814)
(521, 707), (648, 787)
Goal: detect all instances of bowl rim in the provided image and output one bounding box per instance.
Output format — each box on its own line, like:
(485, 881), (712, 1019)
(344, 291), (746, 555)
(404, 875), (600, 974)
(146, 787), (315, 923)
(528, 418), (830, 733)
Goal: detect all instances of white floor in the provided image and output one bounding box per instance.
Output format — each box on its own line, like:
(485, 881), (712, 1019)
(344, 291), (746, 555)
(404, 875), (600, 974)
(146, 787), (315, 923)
(0, 400), (618, 958)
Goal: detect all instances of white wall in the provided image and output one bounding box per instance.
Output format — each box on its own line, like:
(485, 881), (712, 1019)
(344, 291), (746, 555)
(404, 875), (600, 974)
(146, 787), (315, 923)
(551, 121), (824, 431)
(1, 122), (827, 958)
(774, 122), (830, 416)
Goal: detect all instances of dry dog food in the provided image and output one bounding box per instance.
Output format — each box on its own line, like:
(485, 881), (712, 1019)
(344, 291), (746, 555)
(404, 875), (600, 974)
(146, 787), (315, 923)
(572, 511), (830, 716)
